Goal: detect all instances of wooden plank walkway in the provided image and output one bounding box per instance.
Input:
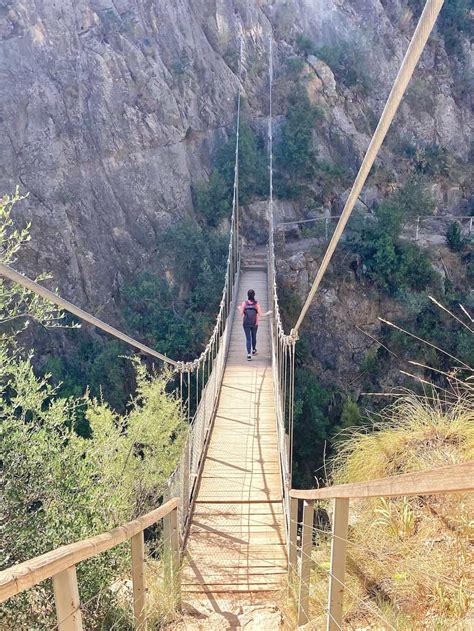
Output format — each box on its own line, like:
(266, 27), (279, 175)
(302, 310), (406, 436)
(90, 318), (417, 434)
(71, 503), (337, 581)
(183, 268), (287, 596)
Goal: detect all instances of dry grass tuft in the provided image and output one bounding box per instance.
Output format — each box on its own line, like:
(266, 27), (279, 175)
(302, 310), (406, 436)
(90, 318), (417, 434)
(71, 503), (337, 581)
(332, 393), (474, 483)
(322, 394), (474, 630)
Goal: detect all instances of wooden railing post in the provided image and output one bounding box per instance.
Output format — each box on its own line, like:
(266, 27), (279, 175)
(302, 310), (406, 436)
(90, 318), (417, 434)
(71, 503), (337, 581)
(164, 505), (181, 607)
(297, 500), (313, 627)
(52, 566), (83, 631)
(131, 531), (146, 630)
(288, 496), (298, 593)
(170, 505), (181, 606)
(327, 498), (349, 631)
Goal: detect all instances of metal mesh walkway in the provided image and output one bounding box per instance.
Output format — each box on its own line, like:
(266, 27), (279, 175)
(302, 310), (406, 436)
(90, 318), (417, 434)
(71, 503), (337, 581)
(182, 267), (287, 595)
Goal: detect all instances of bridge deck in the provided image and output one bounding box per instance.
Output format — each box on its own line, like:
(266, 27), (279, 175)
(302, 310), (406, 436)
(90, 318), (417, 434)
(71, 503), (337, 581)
(183, 268), (287, 595)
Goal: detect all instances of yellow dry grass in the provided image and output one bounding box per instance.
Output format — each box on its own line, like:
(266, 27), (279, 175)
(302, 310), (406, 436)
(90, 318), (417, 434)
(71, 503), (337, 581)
(310, 394), (474, 630)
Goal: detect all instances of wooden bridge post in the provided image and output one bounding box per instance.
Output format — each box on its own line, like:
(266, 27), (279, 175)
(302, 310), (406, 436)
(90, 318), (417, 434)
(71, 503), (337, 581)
(327, 498), (349, 631)
(288, 496), (298, 593)
(131, 531), (146, 630)
(164, 505), (181, 607)
(297, 500), (313, 626)
(52, 565), (83, 631)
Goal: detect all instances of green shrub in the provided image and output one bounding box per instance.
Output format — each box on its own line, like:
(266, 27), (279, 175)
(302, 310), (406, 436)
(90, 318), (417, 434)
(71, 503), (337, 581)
(314, 42), (371, 93)
(196, 121), (267, 224)
(439, 0), (472, 55)
(446, 221), (464, 252)
(1, 358), (185, 629)
(44, 336), (132, 416)
(122, 220), (227, 360)
(295, 34), (314, 57)
(196, 170), (232, 226)
(285, 56), (306, 75)
(275, 85), (319, 198)
(293, 368), (334, 487)
(415, 144), (450, 176)
(349, 180), (436, 295)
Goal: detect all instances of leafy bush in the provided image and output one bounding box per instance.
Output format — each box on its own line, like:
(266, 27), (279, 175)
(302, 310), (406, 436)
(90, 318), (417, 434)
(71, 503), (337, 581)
(295, 34), (314, 57)
(415, 143), (450, 176)
(314, 42), (371, 93)
(217, 120), (268, 204)
(400, 142), (450, 177)
(285, 56), (306, 75)
(349, 180), (436, 295)
(295, 34), (370, 93)
(0, 194), (185, 628)
(439, 0), (472, 55)
(122, 220), (228, 360)
(293, 368), (334, 487)
(44, 336), (133, 416)
(275, 85), (319, 198)
(196, 121), (267, 225)
(196, 170), (232, 226)
(1, 357), (185, 629)
(446, 221), (464, 251)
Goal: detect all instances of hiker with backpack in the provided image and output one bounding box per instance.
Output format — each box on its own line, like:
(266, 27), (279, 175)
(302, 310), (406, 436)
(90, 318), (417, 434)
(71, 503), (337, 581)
(239, 289), (271, 361)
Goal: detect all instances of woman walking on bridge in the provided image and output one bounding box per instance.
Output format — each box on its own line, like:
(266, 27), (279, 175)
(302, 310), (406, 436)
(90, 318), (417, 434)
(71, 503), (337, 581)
(239, 289), (271, 361)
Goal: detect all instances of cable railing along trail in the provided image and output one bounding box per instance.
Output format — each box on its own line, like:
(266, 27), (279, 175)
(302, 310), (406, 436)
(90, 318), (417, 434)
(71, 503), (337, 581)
(287, 461), (474, 629)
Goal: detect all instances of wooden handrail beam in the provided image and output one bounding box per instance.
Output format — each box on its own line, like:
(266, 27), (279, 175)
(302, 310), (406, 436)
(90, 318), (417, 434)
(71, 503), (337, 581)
(290, 461), (474, 500)
(0, 497), (180, 603)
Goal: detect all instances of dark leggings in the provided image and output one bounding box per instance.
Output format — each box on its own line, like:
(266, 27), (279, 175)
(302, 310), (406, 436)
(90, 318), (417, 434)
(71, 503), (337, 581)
(243, 324), (258, 354)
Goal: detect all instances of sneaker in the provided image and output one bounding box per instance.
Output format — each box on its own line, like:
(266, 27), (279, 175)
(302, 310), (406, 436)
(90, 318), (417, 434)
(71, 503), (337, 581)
(247, 354), (252, 361)
(252, 349), (257, 355)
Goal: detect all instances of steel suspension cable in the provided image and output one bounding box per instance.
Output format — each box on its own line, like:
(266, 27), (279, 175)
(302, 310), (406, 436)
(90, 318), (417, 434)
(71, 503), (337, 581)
(292, 0), (445, 335)
(0, 262), (177, 366)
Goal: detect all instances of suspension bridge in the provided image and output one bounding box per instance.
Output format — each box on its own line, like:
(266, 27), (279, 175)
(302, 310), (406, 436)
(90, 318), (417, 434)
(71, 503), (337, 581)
(0, 1), (472, 629)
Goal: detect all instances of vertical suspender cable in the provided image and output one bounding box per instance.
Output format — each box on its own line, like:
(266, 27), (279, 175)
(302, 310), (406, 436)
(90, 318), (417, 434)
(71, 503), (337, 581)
(289, 342), (296, 483)
(187, 370), (191, 424)
(179, 370), (183, 418)
(268, 37), (273, 229)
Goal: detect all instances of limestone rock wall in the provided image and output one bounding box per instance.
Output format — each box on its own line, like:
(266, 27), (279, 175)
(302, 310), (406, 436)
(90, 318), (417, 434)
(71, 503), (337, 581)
(0, 0), (471, 333)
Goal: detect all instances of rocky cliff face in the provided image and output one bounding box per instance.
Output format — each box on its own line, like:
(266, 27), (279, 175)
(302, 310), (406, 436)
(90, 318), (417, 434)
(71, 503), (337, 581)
(0, 1), (472, 352)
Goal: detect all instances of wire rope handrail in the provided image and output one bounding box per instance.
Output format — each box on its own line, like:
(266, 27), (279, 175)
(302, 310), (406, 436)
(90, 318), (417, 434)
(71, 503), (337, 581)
(288, 460), (473, 628)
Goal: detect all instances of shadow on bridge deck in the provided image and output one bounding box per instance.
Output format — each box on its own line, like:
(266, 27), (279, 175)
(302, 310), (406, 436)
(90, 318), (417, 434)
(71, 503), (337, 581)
(182, 268), (287, 614)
